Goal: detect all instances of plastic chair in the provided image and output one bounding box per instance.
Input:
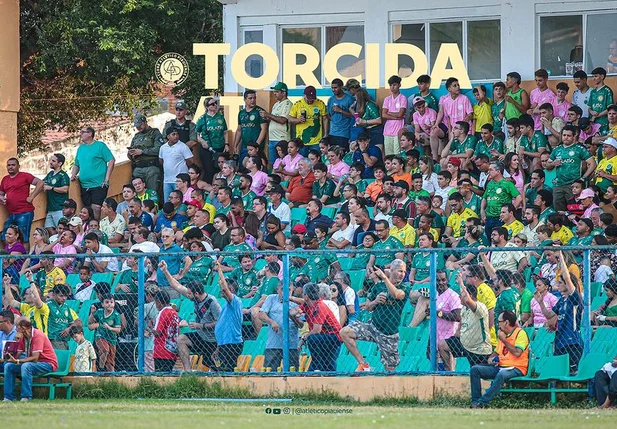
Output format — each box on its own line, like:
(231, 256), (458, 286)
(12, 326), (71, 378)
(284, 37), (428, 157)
(560, 353), (610, 382)
(530, 327), (555, 357)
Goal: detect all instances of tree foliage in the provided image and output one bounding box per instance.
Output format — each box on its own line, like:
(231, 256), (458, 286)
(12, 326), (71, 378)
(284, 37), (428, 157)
(19, 0), (223, 154)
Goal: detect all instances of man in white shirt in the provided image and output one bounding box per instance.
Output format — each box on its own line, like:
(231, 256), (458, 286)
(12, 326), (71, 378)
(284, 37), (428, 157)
(374, 194), (394, 227)
(267, 185), (291, 231)
(262, 82), (293, 168)
(159, 126), (194, 202)
(83, 231), (120, 272)
(327, 212), (356, 254)
(487, 227), (527, 273)
(99, 198), (127, 246)
(129, 227), (160, 254)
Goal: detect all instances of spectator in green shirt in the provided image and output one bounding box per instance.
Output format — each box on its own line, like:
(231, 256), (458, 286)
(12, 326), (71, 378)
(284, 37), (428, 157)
(88, 293), (122, 372)
(46, 283), (81, 350)
(42, 153), (70, 233)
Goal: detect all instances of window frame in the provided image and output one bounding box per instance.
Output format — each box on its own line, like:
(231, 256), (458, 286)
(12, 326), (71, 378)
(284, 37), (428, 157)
(279, 23), (365, 86)
(390, 17), (501, 82)
(537, 9), (617, 77)
(241, 27), (265, 82)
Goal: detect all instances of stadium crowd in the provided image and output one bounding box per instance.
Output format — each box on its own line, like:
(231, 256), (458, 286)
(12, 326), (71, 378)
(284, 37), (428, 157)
(1, 68), (617, 407)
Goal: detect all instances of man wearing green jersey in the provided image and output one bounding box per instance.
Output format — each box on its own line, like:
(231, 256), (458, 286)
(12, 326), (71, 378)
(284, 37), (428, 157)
(480, 162), (521, 240)
(588, 67), (614, 134)
(546, 125), (596, 211)
(518, 114), (548, 171)
(234, 90), (267, 163)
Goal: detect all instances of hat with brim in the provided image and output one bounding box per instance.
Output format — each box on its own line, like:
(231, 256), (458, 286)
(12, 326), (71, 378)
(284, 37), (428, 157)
(576, 188), (595, 201)
(603, 137), (617, 150)
(270, 82), (288, 92)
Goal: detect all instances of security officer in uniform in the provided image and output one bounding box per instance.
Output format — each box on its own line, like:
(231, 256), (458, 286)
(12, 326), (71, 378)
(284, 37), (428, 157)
(164, 100), (198, 150)
(129, 114), (165, 193)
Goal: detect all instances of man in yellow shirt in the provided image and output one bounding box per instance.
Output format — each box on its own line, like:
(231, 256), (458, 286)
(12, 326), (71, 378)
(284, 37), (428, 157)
(445, 192), (478, 240)
(547, 213), (574, 245)
(4, 279), (50, 335)
(463, 264), (497, 347)
(595, 137), (617, 193)
(499, 204), (524, 240)
(288, 86), (328, 149)
(389, 209), (416, 247)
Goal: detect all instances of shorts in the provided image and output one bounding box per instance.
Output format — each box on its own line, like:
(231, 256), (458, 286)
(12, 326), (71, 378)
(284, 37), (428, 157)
(347, 321), (400, 369)
(45, 210), (64, 228)
(328, 135), (350, 152)
(445, 336), (491, 366)
(80, 185), (108, 206)
(184, 332), (218, 367)
(264, 348), (300, 370)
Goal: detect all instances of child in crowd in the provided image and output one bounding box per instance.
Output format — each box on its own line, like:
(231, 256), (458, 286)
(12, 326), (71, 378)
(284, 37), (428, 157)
(70, 325), (97, 372)
(554, 82), (571, 121)
(88, 293), (122, 372)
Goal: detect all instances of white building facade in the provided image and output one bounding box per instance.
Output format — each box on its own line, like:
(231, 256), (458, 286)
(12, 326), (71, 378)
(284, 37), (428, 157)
(219, 0), (617, 92)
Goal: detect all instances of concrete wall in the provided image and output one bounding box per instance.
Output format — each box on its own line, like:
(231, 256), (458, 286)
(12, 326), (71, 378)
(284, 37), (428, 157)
(221, 0), (617, 92)
(73, 374), (483, 402)
(0, 0), (19, 166)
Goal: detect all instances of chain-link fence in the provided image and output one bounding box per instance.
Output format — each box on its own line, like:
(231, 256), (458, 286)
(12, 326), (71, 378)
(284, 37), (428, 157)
(1, 245), (613, 377)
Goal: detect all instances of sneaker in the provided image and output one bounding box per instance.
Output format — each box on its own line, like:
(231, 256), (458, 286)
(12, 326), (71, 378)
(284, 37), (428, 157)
(355, 362), (371, 372)
(20, 398), (31, 402)
(3, 398), (12, 402)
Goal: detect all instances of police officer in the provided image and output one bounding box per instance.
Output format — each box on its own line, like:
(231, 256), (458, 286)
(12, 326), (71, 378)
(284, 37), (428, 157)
(164, 100), (198, 150)
(128, 114), (165, 193)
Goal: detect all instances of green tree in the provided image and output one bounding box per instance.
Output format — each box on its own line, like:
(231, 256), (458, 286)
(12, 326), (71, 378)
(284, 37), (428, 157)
(19, 0), (223, 154)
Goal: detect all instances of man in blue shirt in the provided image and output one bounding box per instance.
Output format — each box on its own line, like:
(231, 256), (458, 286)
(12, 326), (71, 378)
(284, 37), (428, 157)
(154, 202), (188, 236)
(258, 280), (303, 370)
(352, 132), (382, 178)
(0, 310), (17, 371)
(157, 227), (192, 293)
(327, 78), (355, 151)
(304, 199), (333, 234)
(214, 262), (244, 372)
(128, 197), (153, 230)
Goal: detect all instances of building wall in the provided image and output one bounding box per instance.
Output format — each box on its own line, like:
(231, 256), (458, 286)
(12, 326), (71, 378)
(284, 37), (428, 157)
(0, 0), (19, 166)
(221, 0), (617, 92)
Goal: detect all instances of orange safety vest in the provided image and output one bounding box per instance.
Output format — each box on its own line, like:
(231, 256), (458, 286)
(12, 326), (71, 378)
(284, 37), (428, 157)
(496, 327), (529, 375)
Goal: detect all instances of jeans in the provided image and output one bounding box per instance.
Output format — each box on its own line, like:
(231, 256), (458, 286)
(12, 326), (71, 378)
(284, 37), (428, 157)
(470, 364), (523, 405)
(3, 361), (53, 400)
(2, 211), (35, 243)
(306, 333), (341, 372)
(594, 370), (617, 406)
(484, 217), (503, 243)
(268, 140), (280, 167)
(162, 182), (176, 202)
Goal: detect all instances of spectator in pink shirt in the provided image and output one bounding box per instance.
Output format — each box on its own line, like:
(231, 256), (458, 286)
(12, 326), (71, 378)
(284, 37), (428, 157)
(326, 146), (350, 183)
(578, 188), (600, 218)
(554, 82), (572, 121)
(578, 117), (602, 144)
(277, 139), (304, 182)
(528, 69), (557, 131)
(47, 229), (78, 273)
(382, 75), (408, 156)
(413, 97), (447, 163)
(528, 277), (558, 328)
(246, 156), (268, 196)
(435, 77), (473, 140)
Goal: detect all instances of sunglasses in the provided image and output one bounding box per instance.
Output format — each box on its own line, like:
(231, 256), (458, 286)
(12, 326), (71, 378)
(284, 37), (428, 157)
(330, 288), (337, 293)
(207, 103), (217, 107)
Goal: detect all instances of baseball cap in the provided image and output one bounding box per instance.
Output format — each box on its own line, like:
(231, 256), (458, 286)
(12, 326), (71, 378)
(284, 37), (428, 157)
(578, 117), (591, 129)
(68, 216), (83, 227)
(187, 199), (202, 209)
(448, 157), (461, 168)
(393, 180), (410, 192)
(302, 231), (317, 242)
(412, 96), (425, 106)
(268, 185), (285, 196)
(576, 188), (595, 201)
(162, 202), (175, 214)
(165, 126), (178, 136)
(63, 199), (77, 209)
(145, 283), (160, 295)
(603, 137), (617, 150)
(304, 86), (317, 101)
(357, 131), (370, 141)
(292, 224), (307, 234)
(134, 114), (147, 127)
(175, 100), (188, 111)
(392, 209), (408, 219)
(344, 78), (361, 90)
(270, 82), (288, 92)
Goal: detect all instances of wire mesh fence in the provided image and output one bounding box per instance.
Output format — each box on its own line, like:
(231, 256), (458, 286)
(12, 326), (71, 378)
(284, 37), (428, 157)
(0, 245), (613, 377)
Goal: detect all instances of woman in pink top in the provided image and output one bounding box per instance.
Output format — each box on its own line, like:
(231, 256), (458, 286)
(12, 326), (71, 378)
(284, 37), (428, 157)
(271, 140), (288, 178)
(326, 146), (350, 183)
(276, 139), (304, 181)
(247, 156), (269, 196)
(528, 277), (558, 327)
(504, 152), (525, 197)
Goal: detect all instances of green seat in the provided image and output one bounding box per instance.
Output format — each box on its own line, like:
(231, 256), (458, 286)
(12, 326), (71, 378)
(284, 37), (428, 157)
(591, 282), (604, 298)
(322, 207), (336, 219)
(338, 257), (354, 271)
(590, 327), (617, 354)
(65, 300), (81, 314)
(92, 272), (114, 285)
(336, 352), (358, 372)
(348, 270), (366, 292)
(18, 275), (30, 293)
(290, 207), (307, 226)
(530, 327), (555, 357)
(591, 296), (606, 311)
(534, 354), (570, 381)
(32, 349), (72, 399)
(522, 326), (536, 341)
(559, 353), (610, 382)
(454, 357), (470, 373)
(65, 274), (81, 289)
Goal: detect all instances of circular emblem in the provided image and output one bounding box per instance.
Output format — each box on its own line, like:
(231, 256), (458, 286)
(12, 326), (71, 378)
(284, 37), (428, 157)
(599, 95), (604, 102)
(395, 102), (401, 109)
(249, 114), (255, 121)
(155, 53), (189, 86)
(496, 188), (502, 194)
(569, 151), (575, 156)
(313, 107), (319, 114)
(171, 221), (177, 228)
(458, 104), (463, 110)
(314, 257), (321, 263)
(245, 278), (251, 285)
(51, 178), (57, 185)
(218, 119), (223, 124)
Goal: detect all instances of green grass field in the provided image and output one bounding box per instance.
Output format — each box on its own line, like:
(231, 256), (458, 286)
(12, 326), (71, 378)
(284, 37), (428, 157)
(1, 401), (616, 428)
